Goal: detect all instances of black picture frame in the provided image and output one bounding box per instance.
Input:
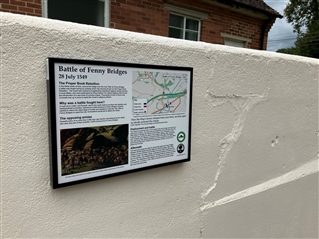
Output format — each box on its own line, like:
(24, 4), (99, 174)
(47, 57), (193, 188)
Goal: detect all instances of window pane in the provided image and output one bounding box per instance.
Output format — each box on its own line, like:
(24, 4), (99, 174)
(169, 14), (184, 28)
(97, 1), (104, 27)
(48, 0), (104, 26)
(169, 27), (183, 39)
(186, 18), (198, 31)
(185, 31), (198, 41)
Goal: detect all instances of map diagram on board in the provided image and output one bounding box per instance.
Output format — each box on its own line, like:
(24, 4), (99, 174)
(132, 71), (188, 115)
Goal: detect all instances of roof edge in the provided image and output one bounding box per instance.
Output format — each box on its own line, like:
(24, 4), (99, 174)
(217, 0), (283, 18)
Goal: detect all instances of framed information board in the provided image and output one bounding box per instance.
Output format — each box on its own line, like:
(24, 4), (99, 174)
(47, 58), (193, 188)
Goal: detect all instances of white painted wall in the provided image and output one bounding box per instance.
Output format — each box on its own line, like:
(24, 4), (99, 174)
(1, 12), (318, 238)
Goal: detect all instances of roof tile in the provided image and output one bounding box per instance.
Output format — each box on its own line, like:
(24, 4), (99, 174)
(229, 0), (282, 18)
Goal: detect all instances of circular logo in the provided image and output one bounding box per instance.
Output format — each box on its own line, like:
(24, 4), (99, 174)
(177, 131), (186, 142)
(177, 144), (185, 154)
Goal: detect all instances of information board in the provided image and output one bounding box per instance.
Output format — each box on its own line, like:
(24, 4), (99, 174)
(47, 58), (193, 188)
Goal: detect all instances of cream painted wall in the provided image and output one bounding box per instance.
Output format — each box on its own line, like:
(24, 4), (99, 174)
(1, 12), (318, 238)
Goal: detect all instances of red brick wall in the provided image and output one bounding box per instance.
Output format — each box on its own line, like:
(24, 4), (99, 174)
(110, 0), (274, 50)
(0, 0), (41, 16)
(261, 18), (276, 50)
(110, 0), (169, 36)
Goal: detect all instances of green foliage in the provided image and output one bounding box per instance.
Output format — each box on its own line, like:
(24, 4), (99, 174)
(284, 0), (319, 34)
(279, 0), (319, 58)
(294, 22), (319, 58)
(277, 47), (299, 55)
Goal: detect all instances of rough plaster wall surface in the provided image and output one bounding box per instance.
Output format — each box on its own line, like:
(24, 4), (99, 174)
(0, 12), (318, 238)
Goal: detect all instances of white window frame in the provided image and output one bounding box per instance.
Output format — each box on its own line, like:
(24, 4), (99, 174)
(42, 0), (110, 27)
(165, 3), (208, 41)
(41, 0), (48, 18)
(221, 33), (252, 48)
(169, 13), (201, 41)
